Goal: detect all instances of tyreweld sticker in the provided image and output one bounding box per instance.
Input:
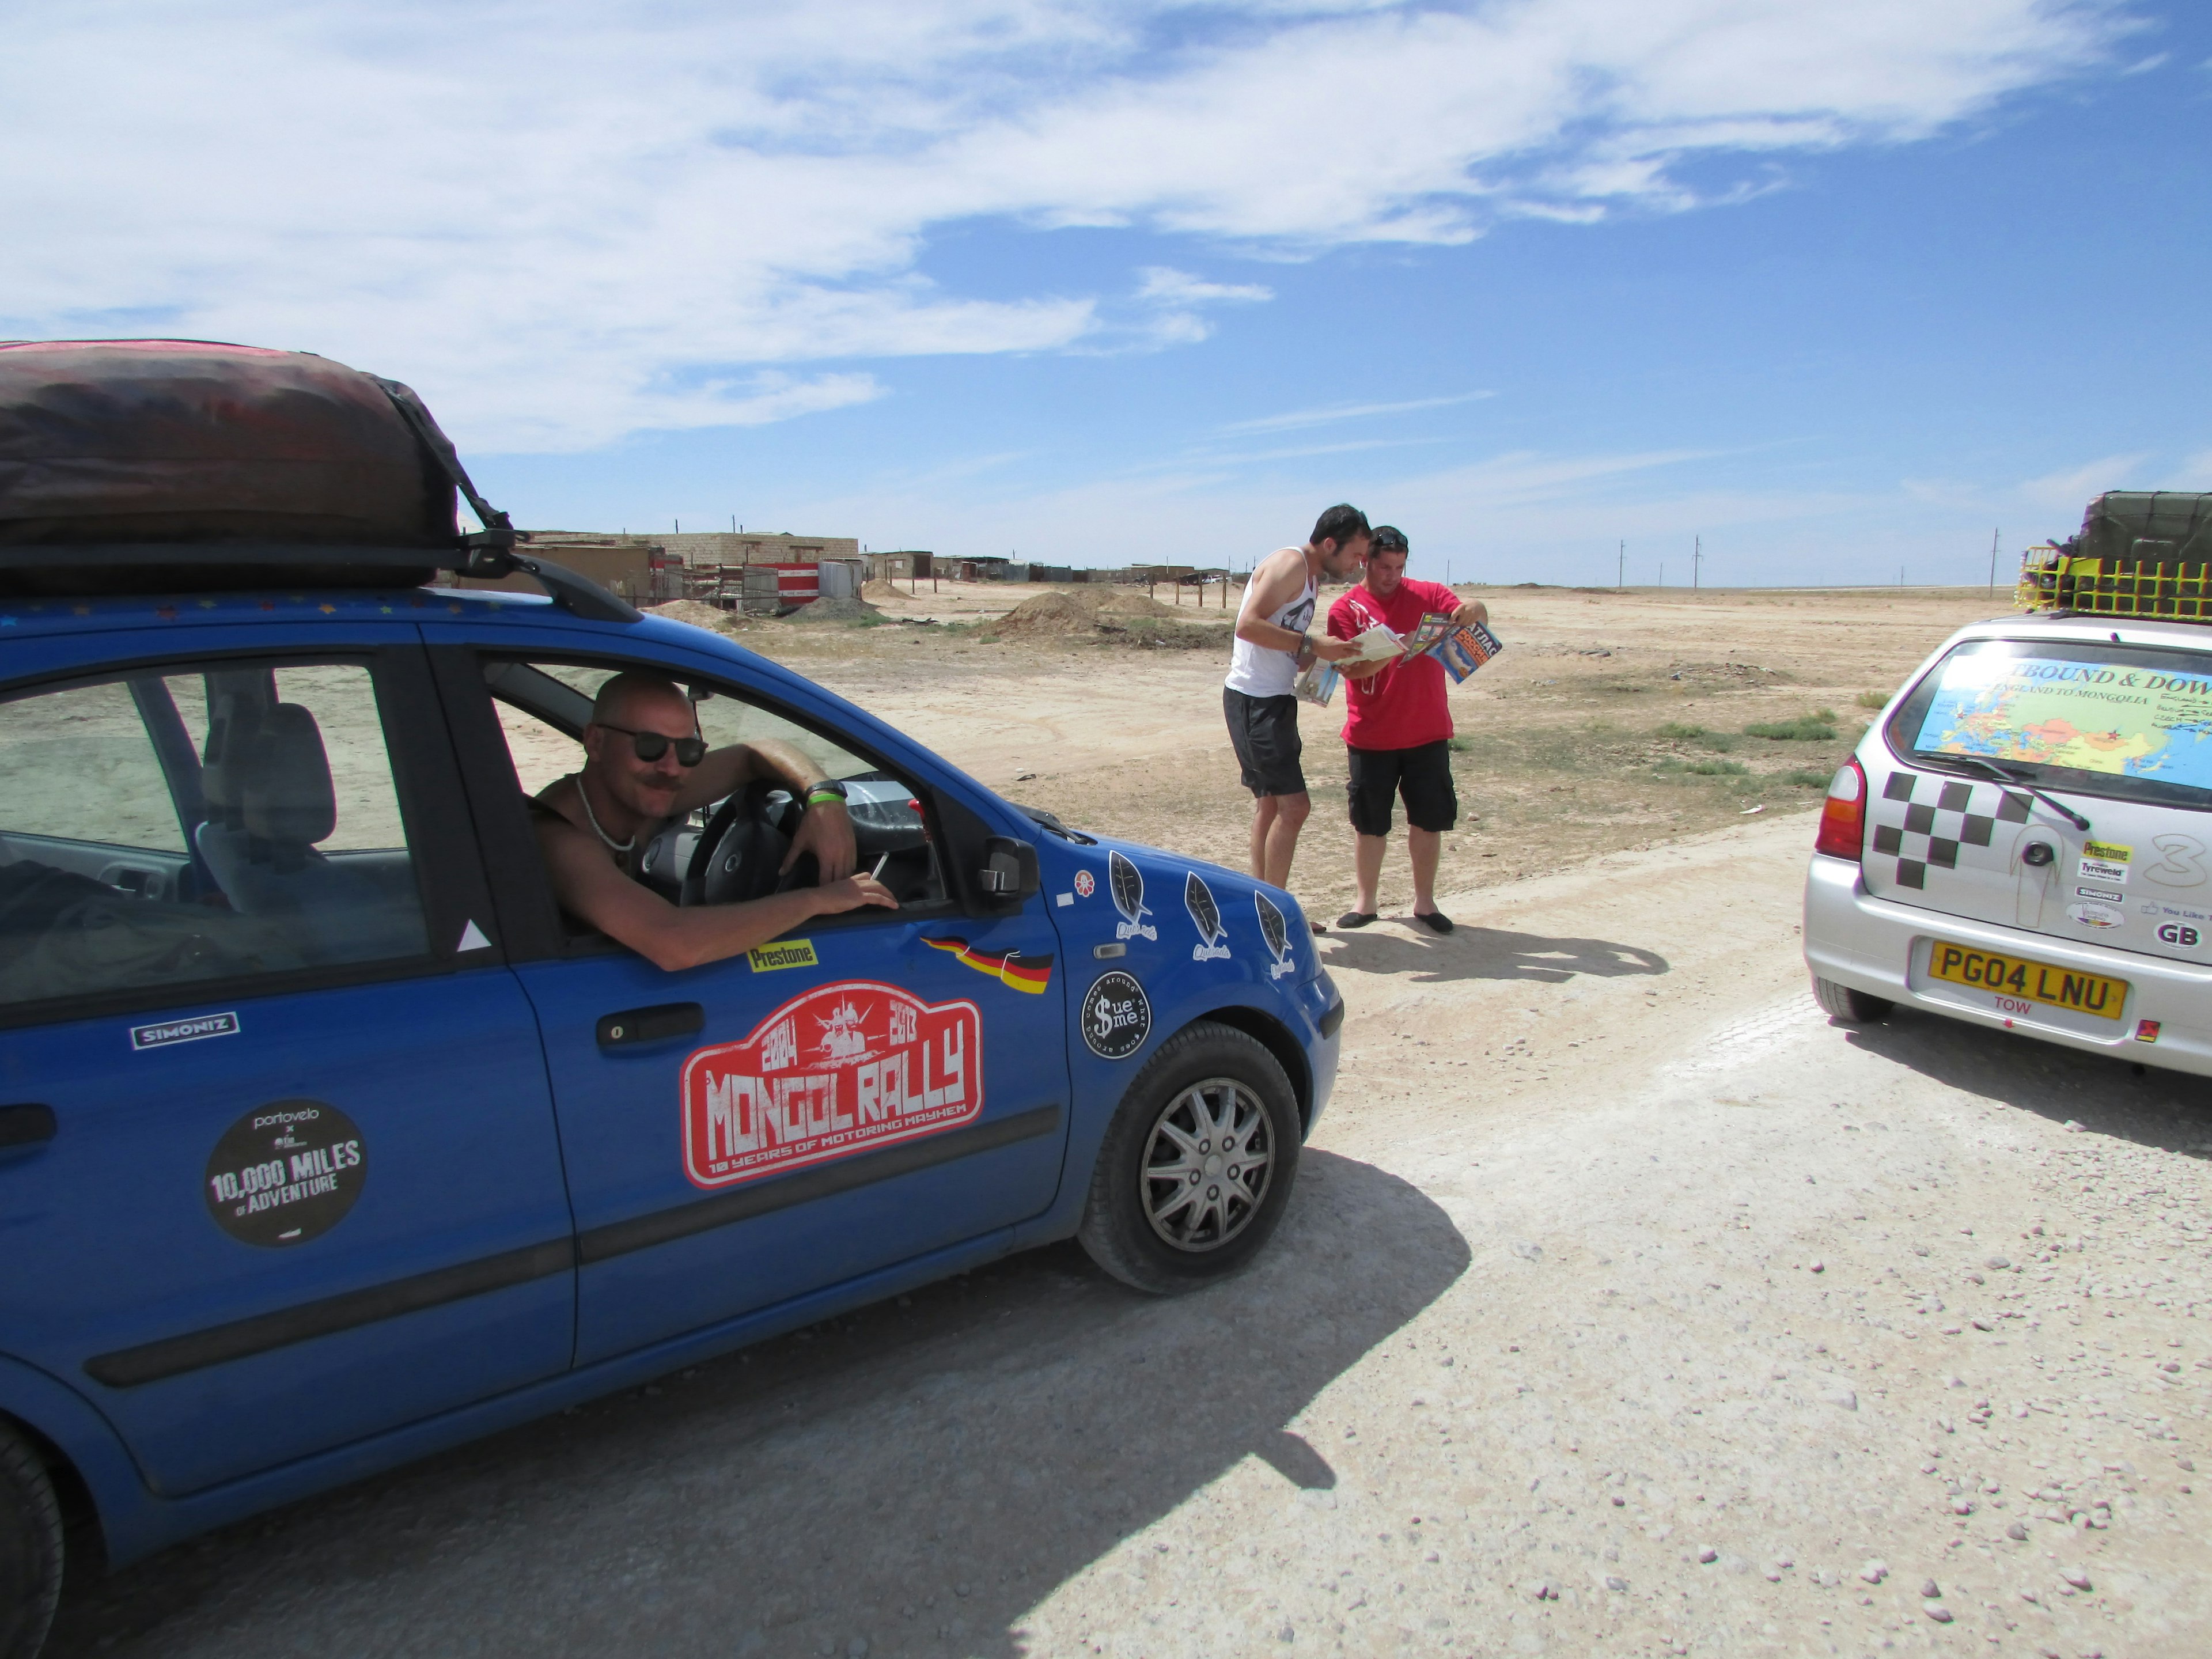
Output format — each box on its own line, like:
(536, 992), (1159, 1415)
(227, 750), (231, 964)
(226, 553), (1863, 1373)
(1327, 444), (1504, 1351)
(682, 982), (982, 1189)
(1081, 970), (1151, 1060)
(204, 1100), (366, 1247)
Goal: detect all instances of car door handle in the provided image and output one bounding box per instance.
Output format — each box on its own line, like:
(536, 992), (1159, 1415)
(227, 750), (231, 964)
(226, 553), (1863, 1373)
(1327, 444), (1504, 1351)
(0, 1103), (57, 1150)
(596, 1003), (706, 1049)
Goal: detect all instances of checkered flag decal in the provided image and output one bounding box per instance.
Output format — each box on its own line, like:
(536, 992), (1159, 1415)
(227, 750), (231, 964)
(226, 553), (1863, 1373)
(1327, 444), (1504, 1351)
(1869, 772), (2031, 889)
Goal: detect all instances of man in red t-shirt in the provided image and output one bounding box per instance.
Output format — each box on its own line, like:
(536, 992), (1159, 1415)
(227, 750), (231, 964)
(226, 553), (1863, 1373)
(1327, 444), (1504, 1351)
(1325, 525), (1489, 933)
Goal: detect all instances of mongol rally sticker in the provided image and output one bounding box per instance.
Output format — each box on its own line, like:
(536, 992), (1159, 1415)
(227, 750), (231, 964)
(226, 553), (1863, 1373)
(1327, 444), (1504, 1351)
(681, 981), (982, 1189)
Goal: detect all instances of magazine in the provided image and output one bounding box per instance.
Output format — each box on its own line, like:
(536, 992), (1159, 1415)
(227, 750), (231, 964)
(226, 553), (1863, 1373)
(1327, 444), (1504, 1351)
(1293, 613), (1506, 706)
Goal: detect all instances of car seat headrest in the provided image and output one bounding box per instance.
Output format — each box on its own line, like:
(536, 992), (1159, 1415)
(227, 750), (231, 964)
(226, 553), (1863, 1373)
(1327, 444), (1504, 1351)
(241, 703), (336, 865)
(200, 692), (261, 830)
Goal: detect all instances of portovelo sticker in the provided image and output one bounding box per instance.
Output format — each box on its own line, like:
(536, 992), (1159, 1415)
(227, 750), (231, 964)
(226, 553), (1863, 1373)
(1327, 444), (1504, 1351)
(1081, 970), (1151, 1060)
(204, 1100), (366, 1247)
(1185, 872), (1231, 961)
(681, 981), (982, 1189)
(1254, 891), (1296, 980)
(132, 1010), (238, 1051)
(1108, 851), (1156, 942)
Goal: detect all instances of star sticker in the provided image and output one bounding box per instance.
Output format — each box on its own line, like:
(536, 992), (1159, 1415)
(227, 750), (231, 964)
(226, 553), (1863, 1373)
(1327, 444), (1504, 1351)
(0, 617), (16, 627)
(156, 605), (179, 620)
(197, 598), (217, 609)
(72, 605), (91, 616)
(318, 603), (336, 614)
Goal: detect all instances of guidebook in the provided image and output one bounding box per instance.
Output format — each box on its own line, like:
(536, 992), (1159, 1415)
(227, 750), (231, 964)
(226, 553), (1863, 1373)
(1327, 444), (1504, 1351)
(1294, 614), (1506, 706)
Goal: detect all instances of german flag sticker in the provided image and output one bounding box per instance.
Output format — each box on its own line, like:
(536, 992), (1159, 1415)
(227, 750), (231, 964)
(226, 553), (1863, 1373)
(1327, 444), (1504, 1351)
(922, 935), (1054, 995)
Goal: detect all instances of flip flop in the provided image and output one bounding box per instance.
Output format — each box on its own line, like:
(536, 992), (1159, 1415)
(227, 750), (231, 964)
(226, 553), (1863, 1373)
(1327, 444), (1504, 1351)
(1308, 919), (1329, 935)
(1414, 909), (1455, 935)
(1336, 910), (1378, 929)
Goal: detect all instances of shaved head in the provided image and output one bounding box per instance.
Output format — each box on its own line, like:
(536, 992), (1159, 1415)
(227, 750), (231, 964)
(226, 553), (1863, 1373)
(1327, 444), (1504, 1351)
(590, 671), (690, 730)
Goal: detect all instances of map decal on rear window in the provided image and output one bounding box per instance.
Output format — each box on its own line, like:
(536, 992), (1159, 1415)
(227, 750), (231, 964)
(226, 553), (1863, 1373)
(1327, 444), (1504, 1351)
(681, 982), (982, 1189)
(1913, 652), (2212, 790)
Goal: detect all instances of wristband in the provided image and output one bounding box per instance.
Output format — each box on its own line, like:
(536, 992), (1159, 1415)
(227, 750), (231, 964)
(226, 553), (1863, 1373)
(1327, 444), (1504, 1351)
(806, 785), (848, 806)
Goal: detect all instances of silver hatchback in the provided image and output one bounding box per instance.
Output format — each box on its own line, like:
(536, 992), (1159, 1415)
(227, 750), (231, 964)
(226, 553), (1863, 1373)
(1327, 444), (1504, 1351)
(1804, 611), (2212, 1076)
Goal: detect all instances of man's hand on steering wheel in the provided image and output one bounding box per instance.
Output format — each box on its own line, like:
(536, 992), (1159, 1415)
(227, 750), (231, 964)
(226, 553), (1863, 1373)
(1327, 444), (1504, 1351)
(782, 797), (857, 883)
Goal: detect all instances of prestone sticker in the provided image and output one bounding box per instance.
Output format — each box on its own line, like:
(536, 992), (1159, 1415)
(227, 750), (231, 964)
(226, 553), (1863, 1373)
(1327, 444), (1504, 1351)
(204, 1100), (366, 1247)
(1081, 970), (1151, 1060)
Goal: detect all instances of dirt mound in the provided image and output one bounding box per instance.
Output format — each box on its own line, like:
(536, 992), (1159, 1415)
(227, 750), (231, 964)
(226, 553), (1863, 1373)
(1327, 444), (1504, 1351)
(644, 599), (740, 633)
(998, 586), (1192, 637)
(783, 596), (885, 624)
(862, 579), (908, 602)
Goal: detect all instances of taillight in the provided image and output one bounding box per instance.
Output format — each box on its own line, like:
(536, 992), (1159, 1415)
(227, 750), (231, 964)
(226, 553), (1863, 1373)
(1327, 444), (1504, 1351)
(1815, 757), (1868, 861)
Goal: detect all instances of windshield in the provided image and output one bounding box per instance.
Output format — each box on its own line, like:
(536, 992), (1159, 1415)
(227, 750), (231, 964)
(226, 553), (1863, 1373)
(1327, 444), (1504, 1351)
(1888, 637), (2212, 812)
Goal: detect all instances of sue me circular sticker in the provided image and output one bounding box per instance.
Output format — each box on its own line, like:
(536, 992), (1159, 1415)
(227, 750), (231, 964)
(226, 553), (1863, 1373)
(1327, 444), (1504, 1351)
(1081, 971), (1151, 1060)
(204, 1099), (368, 1247)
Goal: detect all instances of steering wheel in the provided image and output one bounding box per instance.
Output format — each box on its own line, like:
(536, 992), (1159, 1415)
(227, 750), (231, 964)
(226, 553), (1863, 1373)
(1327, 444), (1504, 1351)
(681, 784), (817, 906)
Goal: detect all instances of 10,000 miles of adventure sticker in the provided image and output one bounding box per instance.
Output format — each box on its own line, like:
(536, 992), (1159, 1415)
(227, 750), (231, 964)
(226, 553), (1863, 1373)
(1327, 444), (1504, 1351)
(681, 982), (982, 1189)
(204, 1100), (367, 1247)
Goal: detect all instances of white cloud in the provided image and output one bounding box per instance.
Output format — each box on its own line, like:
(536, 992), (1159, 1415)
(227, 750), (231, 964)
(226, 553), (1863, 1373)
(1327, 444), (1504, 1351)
(0, 0), (2130, 448)
(1224, 392), (1493, 434)
(2019, 453), (2153, 512)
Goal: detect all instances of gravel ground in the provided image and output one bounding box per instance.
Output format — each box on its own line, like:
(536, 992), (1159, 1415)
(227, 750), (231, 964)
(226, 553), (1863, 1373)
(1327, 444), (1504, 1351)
(46, 816), (2212, 1659)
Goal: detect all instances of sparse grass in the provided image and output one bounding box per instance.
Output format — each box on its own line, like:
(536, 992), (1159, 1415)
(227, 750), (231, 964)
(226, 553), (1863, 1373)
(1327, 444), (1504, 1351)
(1781, 767), (1835, 787)
(1656, 721), (1738, 752)
(1656, 757), (1749, 777)
(1743, 714), (1838, 741)
(1854, 690), (1889, 710)
(1447, 736), (1471, 753)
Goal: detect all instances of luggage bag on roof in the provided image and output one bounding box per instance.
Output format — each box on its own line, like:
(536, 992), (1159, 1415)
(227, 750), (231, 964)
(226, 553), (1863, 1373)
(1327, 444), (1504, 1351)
(0, 339), (460, 594)
(2074, 491), (2212, 565)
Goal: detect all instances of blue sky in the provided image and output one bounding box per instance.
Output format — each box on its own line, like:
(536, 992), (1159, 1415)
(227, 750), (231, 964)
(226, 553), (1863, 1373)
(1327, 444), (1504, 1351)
(6, 2), (2207, 585)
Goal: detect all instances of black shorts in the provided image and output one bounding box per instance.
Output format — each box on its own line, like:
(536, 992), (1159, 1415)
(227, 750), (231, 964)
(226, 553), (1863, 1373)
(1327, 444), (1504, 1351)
(1346, 741), (1457, 836)
(1223, 687), (1305, 798)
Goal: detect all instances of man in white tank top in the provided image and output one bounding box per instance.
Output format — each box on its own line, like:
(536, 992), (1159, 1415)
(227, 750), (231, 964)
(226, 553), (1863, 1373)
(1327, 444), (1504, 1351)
(1224, 503), (1372, 904)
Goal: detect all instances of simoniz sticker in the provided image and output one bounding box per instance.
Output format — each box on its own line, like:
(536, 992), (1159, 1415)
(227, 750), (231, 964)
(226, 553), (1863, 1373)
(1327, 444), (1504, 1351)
(681, 982), (981, 1189)
(921, 934), (1054, 994)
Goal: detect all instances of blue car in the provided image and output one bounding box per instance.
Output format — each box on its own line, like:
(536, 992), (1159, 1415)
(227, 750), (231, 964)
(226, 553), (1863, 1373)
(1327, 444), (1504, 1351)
(0, 342), (1341, 1658)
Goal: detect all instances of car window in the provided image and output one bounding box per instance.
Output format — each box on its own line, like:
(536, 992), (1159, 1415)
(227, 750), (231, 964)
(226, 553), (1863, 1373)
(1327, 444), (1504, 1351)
(484, 657), (945, 919)
(0, 660), (431, 1012)
(1889, 636), (2212, 812)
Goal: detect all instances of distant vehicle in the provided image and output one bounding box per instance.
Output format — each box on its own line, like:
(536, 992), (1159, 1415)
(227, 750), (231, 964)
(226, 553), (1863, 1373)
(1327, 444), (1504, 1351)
(1805, 491), (2212, 1075)
(0, 341), (1342, 1659)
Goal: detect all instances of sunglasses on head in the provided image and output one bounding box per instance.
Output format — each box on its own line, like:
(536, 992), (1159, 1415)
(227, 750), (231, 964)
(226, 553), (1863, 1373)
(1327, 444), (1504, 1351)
(595, 723), (707, 767)
(1370, 530), (1409, 554)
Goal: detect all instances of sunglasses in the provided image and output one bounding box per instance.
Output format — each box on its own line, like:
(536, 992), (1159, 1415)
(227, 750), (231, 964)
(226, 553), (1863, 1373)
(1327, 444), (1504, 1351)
(594, 722), (707, 767)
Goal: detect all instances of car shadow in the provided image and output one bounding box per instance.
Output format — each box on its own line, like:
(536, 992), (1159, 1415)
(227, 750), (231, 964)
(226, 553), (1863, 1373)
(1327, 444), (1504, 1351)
(1839, 1005), (2212, 1153)
(48, 1150), (1469, 1659)
(1319, 921), (1669, 986)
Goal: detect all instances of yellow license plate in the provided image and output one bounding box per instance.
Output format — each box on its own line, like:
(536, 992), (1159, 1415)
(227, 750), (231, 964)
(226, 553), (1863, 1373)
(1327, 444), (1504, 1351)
(1926, 943), (2127, 1021)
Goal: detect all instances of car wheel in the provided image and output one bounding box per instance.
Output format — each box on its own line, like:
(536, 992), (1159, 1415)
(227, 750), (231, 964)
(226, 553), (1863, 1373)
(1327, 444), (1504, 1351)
(1077, 1020), (1301, 1294)
(0, 1423), (62, 1659)
(1812, 976), (1892, 1024)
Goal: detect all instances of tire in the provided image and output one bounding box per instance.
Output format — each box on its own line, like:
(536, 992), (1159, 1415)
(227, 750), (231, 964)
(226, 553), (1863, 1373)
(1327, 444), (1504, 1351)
(0, 1423), (62, 1659)
(1812, 976), (1892, 1025)
(1077, 1020), (1302, 1294)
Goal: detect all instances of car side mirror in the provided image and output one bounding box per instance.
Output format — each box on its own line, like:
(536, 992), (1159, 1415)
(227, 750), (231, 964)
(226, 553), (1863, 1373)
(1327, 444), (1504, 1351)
(977, 836), (1040, 909)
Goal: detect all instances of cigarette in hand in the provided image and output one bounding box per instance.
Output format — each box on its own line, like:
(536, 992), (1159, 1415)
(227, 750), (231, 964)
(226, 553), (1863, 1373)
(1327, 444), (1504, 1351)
(870, 853), (889, 880)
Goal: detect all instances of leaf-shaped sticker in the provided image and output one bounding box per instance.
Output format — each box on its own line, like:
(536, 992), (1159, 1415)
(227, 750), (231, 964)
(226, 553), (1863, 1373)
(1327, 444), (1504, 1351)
(1254, 889), (1289, 960)
(1184, 871), (1221, 944)
(1109, 850), (1146, 923)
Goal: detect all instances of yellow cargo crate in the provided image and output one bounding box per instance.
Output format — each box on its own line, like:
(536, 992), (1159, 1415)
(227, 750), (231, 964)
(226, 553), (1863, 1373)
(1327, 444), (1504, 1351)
(2017, 547), (2212, 622)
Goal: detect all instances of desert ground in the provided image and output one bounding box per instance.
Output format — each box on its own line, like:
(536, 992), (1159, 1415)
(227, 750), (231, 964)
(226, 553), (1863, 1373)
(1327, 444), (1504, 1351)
(45, 583), (2212, 1659)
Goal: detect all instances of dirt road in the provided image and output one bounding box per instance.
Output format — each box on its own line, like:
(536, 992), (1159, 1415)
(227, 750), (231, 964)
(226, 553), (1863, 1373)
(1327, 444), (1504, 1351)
(50, 814), (2212, 1659)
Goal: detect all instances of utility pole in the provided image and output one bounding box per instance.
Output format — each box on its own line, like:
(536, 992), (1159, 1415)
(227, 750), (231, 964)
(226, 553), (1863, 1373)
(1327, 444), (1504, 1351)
(1618, 540), (1624, 589)
(1988, 527), (2000, 593)
(1660, 560), (1665, 587)
(1694, 536), (1702, 590)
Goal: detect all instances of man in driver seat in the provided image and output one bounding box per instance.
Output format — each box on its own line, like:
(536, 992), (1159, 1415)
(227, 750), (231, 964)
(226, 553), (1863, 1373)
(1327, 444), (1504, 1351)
(532, 672), (895, 969)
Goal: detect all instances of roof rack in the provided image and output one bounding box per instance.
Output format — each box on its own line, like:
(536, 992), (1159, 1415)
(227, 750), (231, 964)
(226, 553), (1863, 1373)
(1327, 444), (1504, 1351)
(2017, 545), (2212, 624)
(0, 541), (642, 623)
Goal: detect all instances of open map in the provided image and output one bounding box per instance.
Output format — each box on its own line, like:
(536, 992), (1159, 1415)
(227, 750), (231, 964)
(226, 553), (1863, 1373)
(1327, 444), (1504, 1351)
(1914, 651), (2212, 789)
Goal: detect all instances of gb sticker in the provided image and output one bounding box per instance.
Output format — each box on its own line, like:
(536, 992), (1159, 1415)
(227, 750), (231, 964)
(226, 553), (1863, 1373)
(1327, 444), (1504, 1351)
(1254, 890), (1296, 980)
(1108, 850), (1156, 942)
(1185, 872), (1231, 962)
